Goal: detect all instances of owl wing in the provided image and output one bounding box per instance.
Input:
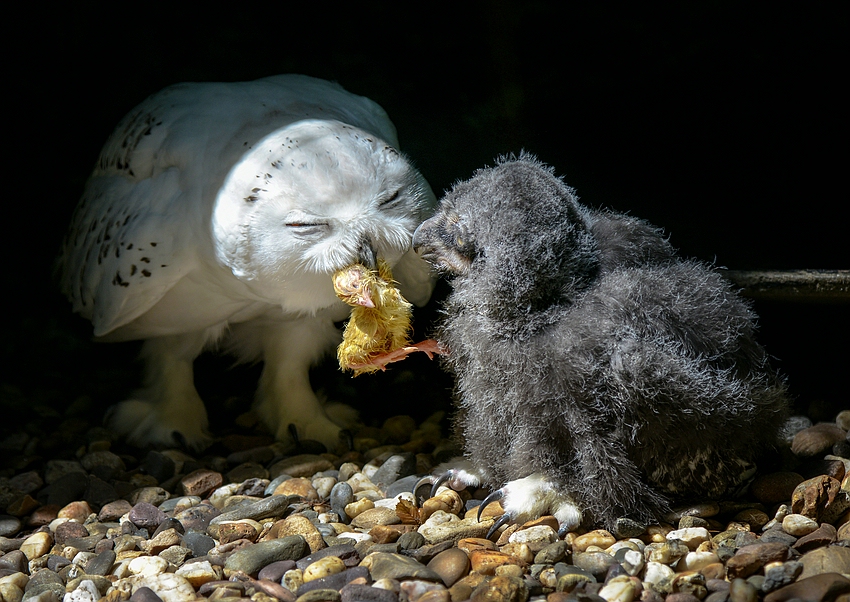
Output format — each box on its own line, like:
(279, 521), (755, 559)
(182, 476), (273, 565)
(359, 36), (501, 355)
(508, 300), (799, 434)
(60, 75), (402, 337)
(59, 169), (199, 337)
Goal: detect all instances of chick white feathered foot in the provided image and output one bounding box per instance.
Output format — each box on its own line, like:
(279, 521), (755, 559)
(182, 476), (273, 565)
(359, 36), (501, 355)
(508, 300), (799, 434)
(477, 474), (583, 537)
(426, 462), (584, 536)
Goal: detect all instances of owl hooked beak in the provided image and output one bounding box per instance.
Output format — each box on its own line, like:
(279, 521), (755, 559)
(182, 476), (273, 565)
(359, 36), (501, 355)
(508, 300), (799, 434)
(357, 236), (378, 271)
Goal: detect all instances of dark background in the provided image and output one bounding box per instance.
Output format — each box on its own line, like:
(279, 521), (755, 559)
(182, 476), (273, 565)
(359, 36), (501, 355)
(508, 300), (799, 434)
(3, 2), (846, 448)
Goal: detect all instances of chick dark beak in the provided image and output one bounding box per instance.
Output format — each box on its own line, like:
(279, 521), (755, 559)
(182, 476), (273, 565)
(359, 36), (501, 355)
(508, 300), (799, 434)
(412, 220), (431, 258)
(357, 237), (378, 270)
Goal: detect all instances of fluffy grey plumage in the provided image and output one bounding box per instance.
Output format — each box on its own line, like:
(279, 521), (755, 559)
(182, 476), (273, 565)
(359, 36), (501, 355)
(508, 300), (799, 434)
(412, 154), (789, 530)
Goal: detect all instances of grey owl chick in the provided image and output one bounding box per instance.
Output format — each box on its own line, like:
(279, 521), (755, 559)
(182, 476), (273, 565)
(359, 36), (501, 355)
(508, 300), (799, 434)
(59, 75), (436, 451)
(412, 155), (789, 531)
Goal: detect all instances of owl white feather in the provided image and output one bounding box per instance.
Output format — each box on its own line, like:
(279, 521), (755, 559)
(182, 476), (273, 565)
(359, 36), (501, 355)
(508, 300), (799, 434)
(59, 74), (437, 450)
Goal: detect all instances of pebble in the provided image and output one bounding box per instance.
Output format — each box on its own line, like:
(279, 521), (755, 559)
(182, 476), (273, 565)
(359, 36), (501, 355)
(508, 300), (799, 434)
(223, 535), (310, 575)
(426, 547), (470, 586)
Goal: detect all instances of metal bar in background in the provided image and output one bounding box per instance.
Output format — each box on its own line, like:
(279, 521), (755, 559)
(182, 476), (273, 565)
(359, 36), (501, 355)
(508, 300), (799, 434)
(720, 269), (850, 301)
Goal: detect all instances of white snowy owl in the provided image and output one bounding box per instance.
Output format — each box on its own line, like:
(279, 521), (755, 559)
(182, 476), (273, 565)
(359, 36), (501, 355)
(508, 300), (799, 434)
(59, 74), (437, 450)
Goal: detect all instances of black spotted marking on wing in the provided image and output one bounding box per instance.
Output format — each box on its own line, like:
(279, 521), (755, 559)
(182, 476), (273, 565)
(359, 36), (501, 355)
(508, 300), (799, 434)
(98, 107), (163, 175)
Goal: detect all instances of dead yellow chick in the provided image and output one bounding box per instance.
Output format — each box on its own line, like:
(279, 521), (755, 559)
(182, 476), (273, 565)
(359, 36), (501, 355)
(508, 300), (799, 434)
(333, 259), (443, 375)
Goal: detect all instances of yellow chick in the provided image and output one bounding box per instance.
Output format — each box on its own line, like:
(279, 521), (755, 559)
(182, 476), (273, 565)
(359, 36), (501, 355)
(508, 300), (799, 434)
(333, 259), (443, 375)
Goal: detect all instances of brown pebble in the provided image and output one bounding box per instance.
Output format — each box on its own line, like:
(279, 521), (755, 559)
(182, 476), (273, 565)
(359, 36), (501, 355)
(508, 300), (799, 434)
(468, 549), (526, 575)
(469, 574), (527, 602)
(726, 542), (790, 579)
(6, 494), (39, 517)
(27, 504), (60, 527)
(793, 522), (837, 552)
(98, 499), (134, 522)
(699, 562), (726, 581)
(272, 477), (319, 501)
(421, 489), (464, 520)
(216, 521), (262, 545)
(751, 472), (805, 505)
(427, 547), (470, 587)
(369, 524), (403, 544)
(791, 475), (842, 520)
(520, 515), (560, 532)
(54, 521), (90, 546)
(180, 469), (224, 498)
(792, 423), (847, 456)
(458, 538), (498, 554)
(799, 544), (850, 579)
(58, 501), (94, 522)
(263, 515), (325, 552)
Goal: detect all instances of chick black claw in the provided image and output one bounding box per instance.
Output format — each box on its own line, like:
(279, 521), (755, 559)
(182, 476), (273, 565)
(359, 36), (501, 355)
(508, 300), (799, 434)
(486, 513), (512, 540)
(430, 471), (454, 498)
(477, 488), (504, 522)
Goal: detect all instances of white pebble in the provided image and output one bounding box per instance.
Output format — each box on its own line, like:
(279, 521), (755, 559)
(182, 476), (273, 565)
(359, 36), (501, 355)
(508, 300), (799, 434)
(374, 492), (416, 509)
(598, 575), (638, 602)
(337, 532), (373, 543)
(666, 527), (710, 550)
(123, 574), (195, 602)
(346, 472), (379, 493)
(209, 483), (240, 509)
(509, 525), (558, 546)
(282, 569), (303, 593)
(643, 561), (675, 586)
(128, 555), (169, 576)
(422, 510), (459, 527)
(63, 579), (100, 602)
(48, 517), (71, 531)
(312, 476), (336, 499)
(676, 550), (720, 571)
(782, 513), (819, 536)
(372, 578), (401, 592)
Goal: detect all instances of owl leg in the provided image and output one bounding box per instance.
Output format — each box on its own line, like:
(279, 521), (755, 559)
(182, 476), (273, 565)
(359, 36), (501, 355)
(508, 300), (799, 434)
(255, 315), (354, 451)
(106, 331), (213, 450)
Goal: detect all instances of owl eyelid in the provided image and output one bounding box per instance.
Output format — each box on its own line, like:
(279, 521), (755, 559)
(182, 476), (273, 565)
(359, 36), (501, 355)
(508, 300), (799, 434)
(378, 190), (401, 207)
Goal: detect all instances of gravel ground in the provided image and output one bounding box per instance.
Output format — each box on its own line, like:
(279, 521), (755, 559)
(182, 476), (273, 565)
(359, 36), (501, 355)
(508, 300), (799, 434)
(2, 340), (850, 602)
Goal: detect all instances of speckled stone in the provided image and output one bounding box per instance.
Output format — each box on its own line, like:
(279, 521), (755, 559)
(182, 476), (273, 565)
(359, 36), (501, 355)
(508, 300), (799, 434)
(350, 507), (401, 529)
(223, 535), (309, 576)
(469, 575), (527, 602)
(361, 552), (442, 582)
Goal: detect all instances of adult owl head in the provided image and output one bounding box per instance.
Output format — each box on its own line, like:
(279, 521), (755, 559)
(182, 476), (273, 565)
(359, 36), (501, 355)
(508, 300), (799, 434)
(212, 119), (434, 313)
